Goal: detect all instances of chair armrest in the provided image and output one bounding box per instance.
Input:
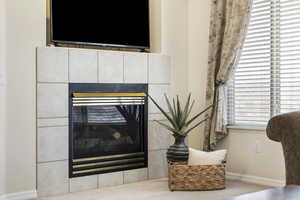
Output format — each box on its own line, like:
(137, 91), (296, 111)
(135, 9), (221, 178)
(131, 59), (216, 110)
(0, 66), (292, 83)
(267, 112), (300, 142)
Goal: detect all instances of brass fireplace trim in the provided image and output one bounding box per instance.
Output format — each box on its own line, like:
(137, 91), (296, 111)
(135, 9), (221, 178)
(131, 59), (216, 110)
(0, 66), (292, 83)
(72, 163), (146, 175)
(73, 152), (145, 163)
(73, 93), (147, 97)
(73, 157), (145, 169)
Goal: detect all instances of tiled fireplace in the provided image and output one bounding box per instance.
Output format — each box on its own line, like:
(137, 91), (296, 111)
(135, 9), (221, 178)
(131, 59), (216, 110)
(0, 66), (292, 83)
(36, 47), (172, 197)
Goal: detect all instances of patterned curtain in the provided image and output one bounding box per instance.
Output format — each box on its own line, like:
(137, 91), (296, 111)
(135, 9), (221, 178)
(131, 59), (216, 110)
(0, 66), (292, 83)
(203, 0), (253, 151)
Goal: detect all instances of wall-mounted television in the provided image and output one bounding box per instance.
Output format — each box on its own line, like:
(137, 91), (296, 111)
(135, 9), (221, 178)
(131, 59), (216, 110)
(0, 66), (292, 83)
(50, 0), (150, 50)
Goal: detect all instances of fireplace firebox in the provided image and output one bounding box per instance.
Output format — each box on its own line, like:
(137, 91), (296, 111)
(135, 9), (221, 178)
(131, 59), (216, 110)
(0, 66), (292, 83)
(69, 83), (148, 178)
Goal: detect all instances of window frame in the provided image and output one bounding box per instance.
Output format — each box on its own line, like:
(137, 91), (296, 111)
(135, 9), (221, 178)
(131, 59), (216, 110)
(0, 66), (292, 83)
(227, 0), (300, 128)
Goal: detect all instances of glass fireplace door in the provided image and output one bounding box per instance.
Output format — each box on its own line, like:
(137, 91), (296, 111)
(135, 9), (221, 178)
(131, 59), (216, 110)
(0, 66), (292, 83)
(69, 92), (147, 177)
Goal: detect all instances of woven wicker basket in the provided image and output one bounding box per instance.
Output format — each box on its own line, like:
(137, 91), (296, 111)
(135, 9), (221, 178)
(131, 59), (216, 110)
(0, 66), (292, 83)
(168, 162), (226, 191)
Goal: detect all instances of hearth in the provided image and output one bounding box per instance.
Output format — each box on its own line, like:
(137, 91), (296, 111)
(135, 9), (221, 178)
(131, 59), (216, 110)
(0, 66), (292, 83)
(69, 83), (148, 178)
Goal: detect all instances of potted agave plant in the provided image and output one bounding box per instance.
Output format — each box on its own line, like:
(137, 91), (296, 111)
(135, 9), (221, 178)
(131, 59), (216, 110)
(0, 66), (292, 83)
(149, 94), (213, 162)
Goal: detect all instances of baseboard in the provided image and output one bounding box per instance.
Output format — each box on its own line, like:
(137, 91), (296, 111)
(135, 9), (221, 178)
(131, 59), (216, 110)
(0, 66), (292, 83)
(227, 172), (285, 187)
(0, 190), (37, 200)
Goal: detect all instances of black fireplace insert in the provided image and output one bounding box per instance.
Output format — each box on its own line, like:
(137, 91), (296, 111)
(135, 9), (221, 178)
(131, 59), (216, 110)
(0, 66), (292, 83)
(69, 83), (148, 178)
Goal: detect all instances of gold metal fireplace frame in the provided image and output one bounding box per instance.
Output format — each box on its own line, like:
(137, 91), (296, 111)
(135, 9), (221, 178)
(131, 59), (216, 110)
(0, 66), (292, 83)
(73, 152), (145, 162)
(72, 163), (146, 175)
(73, 93), (147, 97)
(72, 152), (146, 176)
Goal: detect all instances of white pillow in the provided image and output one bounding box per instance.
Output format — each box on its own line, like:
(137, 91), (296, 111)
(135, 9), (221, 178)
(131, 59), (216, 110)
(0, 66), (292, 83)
(188, 148), (227, 165)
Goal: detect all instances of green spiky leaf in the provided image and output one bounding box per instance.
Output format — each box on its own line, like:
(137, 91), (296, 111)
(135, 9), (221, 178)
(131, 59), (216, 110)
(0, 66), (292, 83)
(148, 95), (177, 128)
(164, 94), (178, 129)
(172, 98), (177, 119)
(185, 116), (210, 134)
(154, 120), (175, 134)
(176, 95), (182, 127)
(148, 94), (214, 136)
(186, 104), (214, 127)
(180, 94), (191, 127)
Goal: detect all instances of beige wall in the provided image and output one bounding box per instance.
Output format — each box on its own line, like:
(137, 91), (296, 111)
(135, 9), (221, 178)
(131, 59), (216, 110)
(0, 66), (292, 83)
(161, 0), (188, 96)
(150, 0), (189, 96)
(0, 0), (7, 196)
(187, 0), (211, 148)
(149, 0), (162, 53)
(219, 129), (285, 183)
(4, 0), (46, 194)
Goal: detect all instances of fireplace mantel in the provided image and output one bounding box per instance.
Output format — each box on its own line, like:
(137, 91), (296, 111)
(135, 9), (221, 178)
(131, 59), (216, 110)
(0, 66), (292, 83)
(36, 47), (172, 197)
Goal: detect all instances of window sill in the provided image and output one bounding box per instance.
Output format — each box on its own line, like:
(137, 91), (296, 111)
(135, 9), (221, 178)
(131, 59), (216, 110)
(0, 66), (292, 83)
(227, 125), (267, 132)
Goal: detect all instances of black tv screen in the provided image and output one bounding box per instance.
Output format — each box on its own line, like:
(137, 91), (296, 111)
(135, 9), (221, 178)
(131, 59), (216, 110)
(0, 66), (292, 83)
(51, 0), (150, 49)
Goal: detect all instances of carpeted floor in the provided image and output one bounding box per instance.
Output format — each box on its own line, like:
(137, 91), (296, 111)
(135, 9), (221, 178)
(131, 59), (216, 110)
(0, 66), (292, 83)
(38, 179), (270, 200)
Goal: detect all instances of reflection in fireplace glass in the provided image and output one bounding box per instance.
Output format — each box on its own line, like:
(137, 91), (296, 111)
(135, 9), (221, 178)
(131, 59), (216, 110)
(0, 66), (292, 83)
(72, 105), (143, 159)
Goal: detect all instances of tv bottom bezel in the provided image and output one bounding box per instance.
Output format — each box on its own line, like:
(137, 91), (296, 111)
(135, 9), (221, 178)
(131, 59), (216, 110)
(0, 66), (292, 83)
(51, 39), (150, 51)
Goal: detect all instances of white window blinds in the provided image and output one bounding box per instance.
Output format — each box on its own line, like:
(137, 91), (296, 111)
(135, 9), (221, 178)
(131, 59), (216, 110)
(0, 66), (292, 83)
(228, 0), (300, 126)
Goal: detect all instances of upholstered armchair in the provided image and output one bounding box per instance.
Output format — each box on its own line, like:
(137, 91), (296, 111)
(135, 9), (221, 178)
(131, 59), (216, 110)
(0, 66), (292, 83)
(267, 112), (300, 185)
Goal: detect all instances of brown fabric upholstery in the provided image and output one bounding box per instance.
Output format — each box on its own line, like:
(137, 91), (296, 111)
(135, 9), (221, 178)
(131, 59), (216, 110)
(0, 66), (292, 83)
(267, 112), (300, 185)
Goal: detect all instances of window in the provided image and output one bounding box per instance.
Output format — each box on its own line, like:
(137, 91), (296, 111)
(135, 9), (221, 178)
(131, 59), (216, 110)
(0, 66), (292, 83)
(228, 0), (300, 126)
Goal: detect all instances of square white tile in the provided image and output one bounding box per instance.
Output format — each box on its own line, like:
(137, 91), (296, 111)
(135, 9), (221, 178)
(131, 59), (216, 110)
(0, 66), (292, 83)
(148, 85), (171, 114)
(149, 54), (171, 84)
(98, 172), (124, 188)
(37, 47), (68, 83)
(148, 150), (168, 179)
(99, 51), (124, 83)
(37, 83), (68, 118)
(70, 176), (98, 193)
(148, 121), (172, 150)
(38, 118), (68, 128)
(124, 53), (148, 83)
(148, 113), (167, 121)
(123, 168), (148, 184)
(37, 161), (69, 197)
(38, 126), (68, 163)
(69, 49), (98, 83)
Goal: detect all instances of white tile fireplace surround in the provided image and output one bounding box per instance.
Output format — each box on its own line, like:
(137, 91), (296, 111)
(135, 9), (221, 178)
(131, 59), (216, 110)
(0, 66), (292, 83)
(36, 47), (173, 197)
